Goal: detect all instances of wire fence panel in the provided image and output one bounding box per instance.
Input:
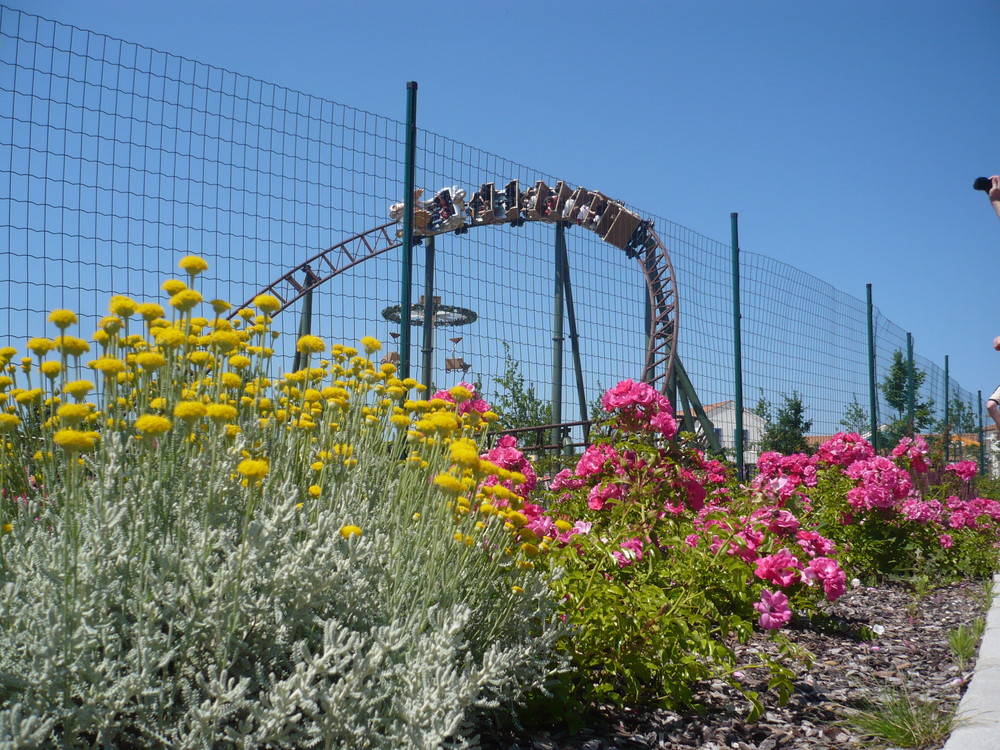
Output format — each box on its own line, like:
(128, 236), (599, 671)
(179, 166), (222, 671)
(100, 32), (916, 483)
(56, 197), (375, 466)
(0, 6), (982, 460)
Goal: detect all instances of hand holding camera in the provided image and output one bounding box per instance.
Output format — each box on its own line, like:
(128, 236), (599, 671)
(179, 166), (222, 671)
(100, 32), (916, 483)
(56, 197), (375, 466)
(975, 176), (1000, 221)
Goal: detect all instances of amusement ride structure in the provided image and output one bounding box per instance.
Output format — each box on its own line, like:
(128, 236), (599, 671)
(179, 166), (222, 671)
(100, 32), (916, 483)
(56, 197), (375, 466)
(232, 177), (722, 454)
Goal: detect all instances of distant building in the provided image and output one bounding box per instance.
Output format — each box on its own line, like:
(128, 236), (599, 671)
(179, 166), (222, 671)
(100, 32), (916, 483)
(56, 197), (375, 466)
(698, 401), (767, 468)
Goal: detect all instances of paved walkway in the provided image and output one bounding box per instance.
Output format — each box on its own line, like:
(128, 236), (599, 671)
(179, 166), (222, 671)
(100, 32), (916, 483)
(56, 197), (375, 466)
(943, 572), (1000, 749)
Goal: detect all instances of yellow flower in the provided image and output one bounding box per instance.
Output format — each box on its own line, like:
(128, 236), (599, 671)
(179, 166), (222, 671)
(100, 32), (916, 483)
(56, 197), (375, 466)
(1, 523), (12, 534)
(57, 402), (93, 424)
(210, 299), (231, 315)
(134, 414), (172, 435)
(26, 337), (53, 357)
(390, 414), (411, 430)
(162, 279), (187, 296)
(433, 473), (464, 495)
(308, 484), (321, 498)
(170, 289), (203, 313)
(63, 380), (93, 399)
(205, 403), (237, 422)
(155, 327), (186, 349)
(15, 389), (42, 405)
(178, 255), (209, 276)
(96, 316), (122, 335)
(53, 428), (96, 452)
(449, 385), (473, 402)
(0, 413), (20, 431)
(220, 372), (242, 389)
(48, 309), (77, 329)
(57, 336), (90, 358)
(39, 361), (62, 379)
(507, 511), (529, 528)
(449, 438), (481, 469)
(237, 458), (269, 480)
(209, 330), (240, 353)
(296, 335), (326, 355)
(135, 352), (166, 370)
(108, 295), (138, 318)
(174, 401), (207, 421)
(228, 354), (251, 370)
(511, 586), (524, 595)
(188, 351), (214, 368)
(253, 294), (281, 314)
(339, 524), (362, 539)
(415, 411), (459, 436)
(89, 357), (126, 378)
(134, 302), (165, 322)
(359, 336), (381, 354)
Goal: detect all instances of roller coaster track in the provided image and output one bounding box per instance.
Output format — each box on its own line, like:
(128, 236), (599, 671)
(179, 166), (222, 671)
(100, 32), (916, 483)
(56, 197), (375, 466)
(232, 189), (679, 394)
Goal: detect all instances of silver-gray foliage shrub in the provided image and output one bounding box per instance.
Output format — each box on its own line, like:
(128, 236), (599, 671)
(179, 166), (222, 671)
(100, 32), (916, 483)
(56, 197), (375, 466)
(0, 397), (564, 748)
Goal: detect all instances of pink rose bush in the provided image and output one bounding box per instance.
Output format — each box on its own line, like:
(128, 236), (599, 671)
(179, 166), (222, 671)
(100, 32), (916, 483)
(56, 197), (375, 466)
(946, 460), (979, 483)
(431, 381), (491, 416)
(600, 379), (677, 438)
(761, 432), (1000, 577)
(532, 380), (861, 709)
(459, 378), (1000, 714)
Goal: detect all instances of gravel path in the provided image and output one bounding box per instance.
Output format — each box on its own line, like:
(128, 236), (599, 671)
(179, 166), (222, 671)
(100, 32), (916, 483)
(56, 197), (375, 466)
(486, 580), (989, 750)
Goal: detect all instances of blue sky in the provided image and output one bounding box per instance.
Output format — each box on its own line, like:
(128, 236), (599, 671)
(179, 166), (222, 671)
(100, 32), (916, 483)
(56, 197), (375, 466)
(6, 0), (1000, 402)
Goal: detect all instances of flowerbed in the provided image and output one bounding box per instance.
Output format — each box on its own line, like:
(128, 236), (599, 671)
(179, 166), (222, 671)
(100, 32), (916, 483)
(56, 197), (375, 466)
(0, 255), (997, 747)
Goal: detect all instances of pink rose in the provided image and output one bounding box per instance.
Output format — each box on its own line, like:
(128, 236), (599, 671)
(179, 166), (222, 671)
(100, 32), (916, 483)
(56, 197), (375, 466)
(754, 589), (792, 630)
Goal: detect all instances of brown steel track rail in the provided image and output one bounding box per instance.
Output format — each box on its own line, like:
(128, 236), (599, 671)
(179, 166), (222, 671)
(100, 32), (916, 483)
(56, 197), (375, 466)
(231, 210), (679, 394)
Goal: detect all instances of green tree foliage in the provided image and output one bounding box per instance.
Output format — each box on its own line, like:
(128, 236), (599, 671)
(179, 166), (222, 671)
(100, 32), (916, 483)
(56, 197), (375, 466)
(759, 391), (813, 455)
(840, 396), (869, 435)
(942, 398), (977, 434)
(880, 350), (935, 446)
(752, 390), (773, 426)
(491, 342), (552, 432)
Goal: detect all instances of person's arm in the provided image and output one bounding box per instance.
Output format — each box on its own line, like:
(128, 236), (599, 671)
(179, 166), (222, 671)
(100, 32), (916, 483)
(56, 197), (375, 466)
(990, 175), (1000, 221)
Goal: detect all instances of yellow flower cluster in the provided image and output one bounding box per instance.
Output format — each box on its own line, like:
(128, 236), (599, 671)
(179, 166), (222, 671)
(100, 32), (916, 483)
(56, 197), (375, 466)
(0, 254), (550, 578)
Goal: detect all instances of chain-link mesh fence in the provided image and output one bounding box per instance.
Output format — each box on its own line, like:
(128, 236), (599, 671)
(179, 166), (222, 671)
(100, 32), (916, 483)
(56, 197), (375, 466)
(0, 6), (982, 464)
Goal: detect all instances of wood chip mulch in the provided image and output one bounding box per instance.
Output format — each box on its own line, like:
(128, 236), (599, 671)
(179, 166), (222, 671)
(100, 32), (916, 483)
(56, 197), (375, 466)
(484, 579), (989, 750)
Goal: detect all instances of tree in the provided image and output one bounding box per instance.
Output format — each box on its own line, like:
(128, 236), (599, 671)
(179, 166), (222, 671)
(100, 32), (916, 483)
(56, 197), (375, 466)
(491, 342), (551, 433)
(839, 396), (869, 435)
(934, 397), (978, 461)
(752, 389), (773, 426)
(879, 349), (935, 446)
(759, 391), (813, 456)
(943, 398), (977, 434)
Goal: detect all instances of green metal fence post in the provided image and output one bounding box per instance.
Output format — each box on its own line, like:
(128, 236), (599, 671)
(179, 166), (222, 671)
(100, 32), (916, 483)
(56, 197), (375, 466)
(979, 390), (986, 475)
(420, 234), (436, 393)
(731, 213), (745, 480)
(557, 235), (590, 446)
(643, 283), (653, 384)
(866, 284), (878, 452)
(551, 222), (566, 447)
(398, 81), (418, 380)
(291, 284), (314, 373)
(906, 333), (915, 437)
(944, 355), (950, 462)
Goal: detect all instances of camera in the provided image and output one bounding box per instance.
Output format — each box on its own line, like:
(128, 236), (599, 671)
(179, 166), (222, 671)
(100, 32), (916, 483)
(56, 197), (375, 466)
(974, 177), (993, 192)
